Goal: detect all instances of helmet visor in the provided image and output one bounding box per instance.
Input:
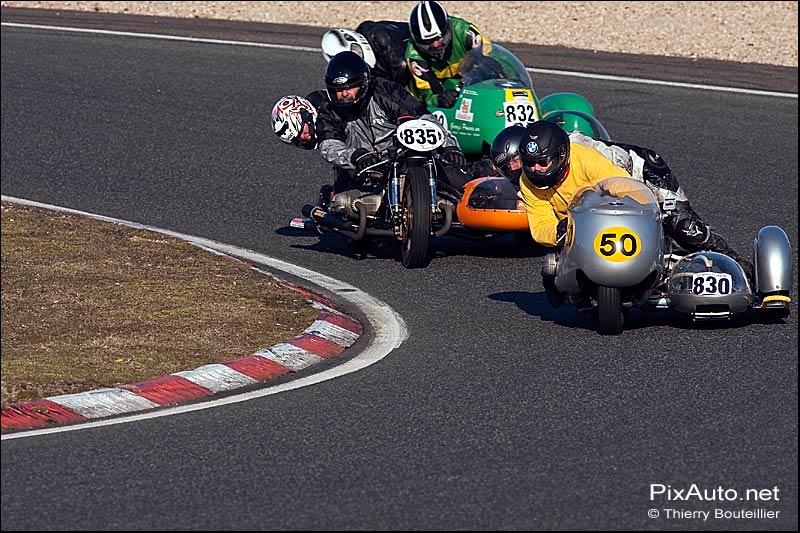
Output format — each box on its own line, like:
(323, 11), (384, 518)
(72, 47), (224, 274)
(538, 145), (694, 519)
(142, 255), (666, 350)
(497, 154), (523, 182)
(417, 27), (452, 60)
(522, 156), (554, 173)
(331, 84), (365, 104)
(349, 43), (365, 59)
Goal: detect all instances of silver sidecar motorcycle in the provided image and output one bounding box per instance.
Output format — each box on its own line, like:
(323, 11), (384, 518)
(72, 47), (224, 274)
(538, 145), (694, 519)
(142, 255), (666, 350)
(545, 177), (793, 334)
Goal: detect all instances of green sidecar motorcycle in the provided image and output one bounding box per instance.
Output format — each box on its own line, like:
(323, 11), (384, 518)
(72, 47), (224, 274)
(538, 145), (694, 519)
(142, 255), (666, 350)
(424, 44), (606, 157)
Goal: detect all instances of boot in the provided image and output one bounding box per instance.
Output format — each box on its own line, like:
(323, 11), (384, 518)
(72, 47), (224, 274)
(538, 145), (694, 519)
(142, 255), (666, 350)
(318, 184), (334, 210)
(705, 231), (754, 286)
(543, 273), (566, 308)
(672, 217), (754, 286)
(541, 253), (565, 308)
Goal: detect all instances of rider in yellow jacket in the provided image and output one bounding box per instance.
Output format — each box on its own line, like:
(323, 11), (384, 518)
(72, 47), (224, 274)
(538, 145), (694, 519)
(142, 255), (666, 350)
(514, 120), (752, 288)
(518, 139), (633, 247)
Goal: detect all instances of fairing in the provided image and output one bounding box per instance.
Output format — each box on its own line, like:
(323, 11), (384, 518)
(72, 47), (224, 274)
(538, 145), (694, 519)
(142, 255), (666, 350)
(668, 251), (753, 316)
(455, 177), (528, 231)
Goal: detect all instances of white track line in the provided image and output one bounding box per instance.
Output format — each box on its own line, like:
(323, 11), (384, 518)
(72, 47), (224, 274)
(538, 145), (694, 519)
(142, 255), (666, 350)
(1, 22), (795, 99)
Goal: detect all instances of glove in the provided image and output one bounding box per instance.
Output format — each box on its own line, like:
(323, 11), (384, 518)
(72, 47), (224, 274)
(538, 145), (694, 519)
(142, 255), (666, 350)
(556, 218), (568, 245)
(441, 146), (467, 170)
(351, 148), (379, 174)
(436, 89), (460, 108)
(470, 159), (496, 179)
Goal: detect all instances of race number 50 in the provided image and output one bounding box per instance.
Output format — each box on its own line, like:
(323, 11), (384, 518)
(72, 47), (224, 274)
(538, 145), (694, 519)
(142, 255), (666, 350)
(593, 227), (642, 262)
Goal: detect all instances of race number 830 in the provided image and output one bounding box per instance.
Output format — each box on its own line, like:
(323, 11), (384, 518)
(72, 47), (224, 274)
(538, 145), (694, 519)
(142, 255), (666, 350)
(593, 227), (642, 262)
(692, 272), (733, 295)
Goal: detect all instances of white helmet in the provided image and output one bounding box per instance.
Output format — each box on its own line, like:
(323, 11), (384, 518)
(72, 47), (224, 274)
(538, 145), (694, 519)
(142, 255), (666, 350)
(271, 95), (318, 146)
(321, 29), (377, 69)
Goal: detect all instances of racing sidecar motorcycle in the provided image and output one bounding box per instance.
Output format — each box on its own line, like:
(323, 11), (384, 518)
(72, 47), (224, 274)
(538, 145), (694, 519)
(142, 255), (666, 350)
(544, 177), (793, 334)
(426, 43), (605, 158)
(300, 118), (455, 269)
(295, 116), (537, 264)
(446, 175), (529, 241)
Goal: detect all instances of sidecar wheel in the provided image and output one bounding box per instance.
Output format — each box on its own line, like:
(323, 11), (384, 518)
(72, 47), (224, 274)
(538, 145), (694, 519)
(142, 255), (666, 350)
(401, 167), (432, 268)
(597, 285), (624, 335)
(758, 305), (790, 320)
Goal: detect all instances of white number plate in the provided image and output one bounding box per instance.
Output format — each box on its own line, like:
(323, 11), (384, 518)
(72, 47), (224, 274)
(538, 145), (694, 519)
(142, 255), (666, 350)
(396, 119), (446, 151)
(692, 272), (733, 295)
(504, 100), (537, 127)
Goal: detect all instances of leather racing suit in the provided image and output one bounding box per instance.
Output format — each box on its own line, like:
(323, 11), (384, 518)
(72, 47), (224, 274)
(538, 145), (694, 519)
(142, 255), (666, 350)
(519, 143), (634, 247)
(316, 77), (465, 193)
(405, 16), (490, 107)
(355, 20), (412, 87)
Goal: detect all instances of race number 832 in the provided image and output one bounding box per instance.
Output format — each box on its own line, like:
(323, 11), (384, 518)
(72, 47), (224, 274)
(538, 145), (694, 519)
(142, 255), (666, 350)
(504, 101), (537, 126)
(593, 227), (642, 262)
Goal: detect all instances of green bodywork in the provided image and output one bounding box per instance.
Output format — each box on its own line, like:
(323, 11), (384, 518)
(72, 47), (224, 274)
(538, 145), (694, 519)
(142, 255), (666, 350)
(425, 45), (601, 156)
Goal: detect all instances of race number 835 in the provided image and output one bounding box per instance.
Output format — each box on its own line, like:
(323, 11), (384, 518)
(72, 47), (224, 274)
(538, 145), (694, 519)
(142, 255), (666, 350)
(396, 119), (446, 151)
(400, 127), (440, 147)
(593, 227), (642, 262)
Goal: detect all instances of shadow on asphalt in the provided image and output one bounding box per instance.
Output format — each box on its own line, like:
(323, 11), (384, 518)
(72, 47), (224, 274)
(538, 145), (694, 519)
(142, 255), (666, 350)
(488, 290), (784, 333)
(277, 225), (550, 262)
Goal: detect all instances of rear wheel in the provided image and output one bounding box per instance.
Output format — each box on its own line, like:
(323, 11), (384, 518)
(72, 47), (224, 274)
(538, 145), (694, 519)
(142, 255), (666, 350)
(400, 167), (432, 268)
(597, 285), (624, 335)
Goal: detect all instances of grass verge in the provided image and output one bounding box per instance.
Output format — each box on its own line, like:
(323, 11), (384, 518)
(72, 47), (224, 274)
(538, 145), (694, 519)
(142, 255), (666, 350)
(1, 202), (318, 406)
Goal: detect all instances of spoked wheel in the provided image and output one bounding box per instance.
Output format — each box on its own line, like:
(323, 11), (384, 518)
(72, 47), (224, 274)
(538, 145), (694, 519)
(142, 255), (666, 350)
(400, 167), (432, 268)
(597, 285), (624, 335)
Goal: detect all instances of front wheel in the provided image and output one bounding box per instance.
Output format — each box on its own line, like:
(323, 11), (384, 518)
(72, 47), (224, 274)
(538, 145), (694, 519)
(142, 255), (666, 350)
(597, 285), (624, 335)
(400, 167), (432, 268)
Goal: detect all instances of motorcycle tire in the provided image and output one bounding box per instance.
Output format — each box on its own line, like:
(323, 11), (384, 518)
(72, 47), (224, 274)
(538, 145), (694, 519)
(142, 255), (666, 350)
(758, 305), (790, 320)
(597, 285), (624, 335)
(401, 167), (432, 268)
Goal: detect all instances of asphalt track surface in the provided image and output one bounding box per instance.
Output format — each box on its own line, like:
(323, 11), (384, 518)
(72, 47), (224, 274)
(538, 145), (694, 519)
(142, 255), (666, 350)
(1, 8), (798, 531)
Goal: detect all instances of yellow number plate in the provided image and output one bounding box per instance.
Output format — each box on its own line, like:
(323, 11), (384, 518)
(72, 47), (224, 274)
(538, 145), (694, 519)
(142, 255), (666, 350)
(593, 227), (642, 262)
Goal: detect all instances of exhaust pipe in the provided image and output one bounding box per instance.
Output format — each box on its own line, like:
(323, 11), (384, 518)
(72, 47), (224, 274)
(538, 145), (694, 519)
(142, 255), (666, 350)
(302, 204), (361, 240)
(434, 201), (453, 238)
(302, 202), (395, 240)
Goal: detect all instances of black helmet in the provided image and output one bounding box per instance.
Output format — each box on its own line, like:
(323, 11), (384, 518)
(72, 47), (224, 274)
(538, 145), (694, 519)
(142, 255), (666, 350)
(409, 1), (452, 62)
(519, 121), (571, 189)
(490, 124), (527, 184)
(325, 51), (373, 117)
